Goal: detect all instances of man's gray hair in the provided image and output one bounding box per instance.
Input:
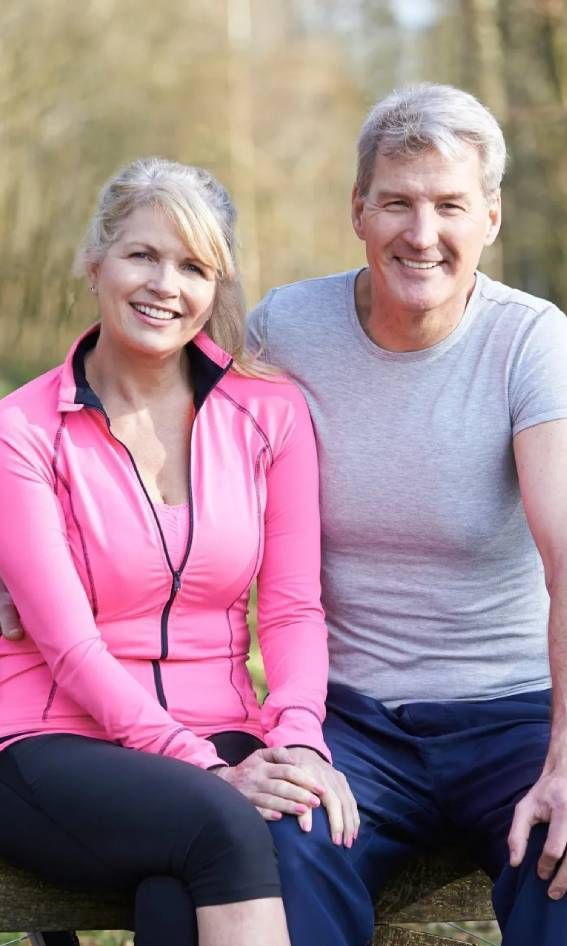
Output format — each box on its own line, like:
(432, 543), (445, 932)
(356, 84), (507, 198)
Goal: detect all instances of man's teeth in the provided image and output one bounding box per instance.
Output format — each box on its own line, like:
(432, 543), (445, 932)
(399, 259), (440, 270)
(134, 304), (177, 321)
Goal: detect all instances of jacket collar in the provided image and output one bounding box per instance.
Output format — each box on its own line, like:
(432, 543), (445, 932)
(57, 323), (233, 414)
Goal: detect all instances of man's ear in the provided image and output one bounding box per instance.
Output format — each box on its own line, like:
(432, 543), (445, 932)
(351, 183), (366, 241)
(484, 190), (502, 247)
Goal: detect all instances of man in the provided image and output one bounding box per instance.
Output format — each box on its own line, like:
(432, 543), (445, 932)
(245, 84), (567, 945)
(2, 84), (567, 946)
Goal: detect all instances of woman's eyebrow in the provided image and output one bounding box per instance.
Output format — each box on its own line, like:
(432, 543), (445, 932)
(123, 241), (157, 252)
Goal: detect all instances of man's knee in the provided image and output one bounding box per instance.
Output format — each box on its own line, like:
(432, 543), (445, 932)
(269, 807), (337, 876)
(269, 810), (375, 946)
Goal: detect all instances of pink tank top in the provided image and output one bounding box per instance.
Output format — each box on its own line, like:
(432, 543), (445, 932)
(154, 504), (190, 571)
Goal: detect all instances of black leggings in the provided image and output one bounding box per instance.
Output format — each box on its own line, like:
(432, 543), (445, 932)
(0, 732), (280, 945)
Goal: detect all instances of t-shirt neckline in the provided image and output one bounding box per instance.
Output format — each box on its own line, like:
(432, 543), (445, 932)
(345, 268), (485, 363)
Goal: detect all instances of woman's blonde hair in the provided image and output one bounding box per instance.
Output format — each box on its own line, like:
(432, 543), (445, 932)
(74, 157), (270, 377)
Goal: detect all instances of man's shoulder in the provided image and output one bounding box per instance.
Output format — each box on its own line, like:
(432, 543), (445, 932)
(269, 268), (355, 297)
(247, 269), (359, 359)
(252, 269), (357, 321)
(476, 271), (563, 319)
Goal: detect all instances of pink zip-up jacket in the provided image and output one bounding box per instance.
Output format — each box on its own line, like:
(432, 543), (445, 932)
(0, 326), (330, 770)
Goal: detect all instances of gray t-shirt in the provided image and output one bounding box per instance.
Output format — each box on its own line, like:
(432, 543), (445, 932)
(247, 269), (567, 705)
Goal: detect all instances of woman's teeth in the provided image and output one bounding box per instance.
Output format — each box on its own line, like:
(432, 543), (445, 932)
(133, 304), (178, 321)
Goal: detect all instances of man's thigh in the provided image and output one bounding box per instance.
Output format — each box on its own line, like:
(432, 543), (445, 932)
(437, 689), (551, 878)
(327, 683), (444, 859)
(274, 684), (443, 893)
(269, 685), (444, 946)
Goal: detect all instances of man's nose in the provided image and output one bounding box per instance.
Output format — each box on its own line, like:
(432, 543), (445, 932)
(404, 207), (439, 250)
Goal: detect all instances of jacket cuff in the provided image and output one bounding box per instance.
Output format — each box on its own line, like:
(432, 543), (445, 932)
(161, 727), (226, 770)
(264, 707), (332, 763)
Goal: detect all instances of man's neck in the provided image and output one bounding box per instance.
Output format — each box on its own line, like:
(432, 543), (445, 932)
(354, 268), (473, 353)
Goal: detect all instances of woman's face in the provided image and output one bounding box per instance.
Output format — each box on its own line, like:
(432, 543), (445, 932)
(88, 204), (217, 359)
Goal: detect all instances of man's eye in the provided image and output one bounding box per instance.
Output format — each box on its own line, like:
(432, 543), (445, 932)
(439, 203), (463, 212)
(385, 200), (408, 210)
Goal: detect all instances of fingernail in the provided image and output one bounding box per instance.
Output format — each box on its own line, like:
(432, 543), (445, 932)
(310, 796), (320, 807)
(300, 821), (311, 832)
(344, 835), (353, 848)
(315, 785), (325, 794)
(270, 812), (282, 820)
(295, 804), (307, 814)
(549, 888), (563, 900)
(333, 834), (342, 845)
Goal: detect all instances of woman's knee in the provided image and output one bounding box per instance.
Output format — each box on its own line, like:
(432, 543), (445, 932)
(177, 776), (281, 905)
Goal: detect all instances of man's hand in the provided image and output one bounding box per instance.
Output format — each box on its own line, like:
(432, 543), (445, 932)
(0, 578), (24, 640)
(508, 766), (567, 899)
(214, 746), (324, 821)
(280, 747), (359, 847)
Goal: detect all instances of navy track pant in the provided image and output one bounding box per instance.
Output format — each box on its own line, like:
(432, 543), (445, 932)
(0, 731), (279, 946)
(270, 683), (564, 946)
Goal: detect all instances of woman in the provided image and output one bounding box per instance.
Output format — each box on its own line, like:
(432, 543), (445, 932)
(0, 158), (357, 946)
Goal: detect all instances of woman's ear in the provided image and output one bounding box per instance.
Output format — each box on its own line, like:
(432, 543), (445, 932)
(86, 262), (99, 294)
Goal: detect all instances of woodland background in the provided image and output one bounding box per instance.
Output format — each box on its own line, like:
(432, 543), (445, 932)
(1, 1), (566, 943)
(1, 0), (566, 391)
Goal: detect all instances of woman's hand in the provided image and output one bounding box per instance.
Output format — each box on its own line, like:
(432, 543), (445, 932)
(280, 747), (359, 847)
(0, 578), (24, 640)
(213, 746), (324, 821)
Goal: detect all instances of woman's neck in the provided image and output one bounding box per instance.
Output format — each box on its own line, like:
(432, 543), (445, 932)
(85, 331), (192, 409)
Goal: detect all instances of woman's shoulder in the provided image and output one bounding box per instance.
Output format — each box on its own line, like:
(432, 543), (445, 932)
(0, 365), (64, 436)
(218, 369), (308, 410)
(216, 371), (312, 446)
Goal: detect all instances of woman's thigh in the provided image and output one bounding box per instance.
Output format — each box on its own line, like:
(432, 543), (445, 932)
(0, 734), (279, 903)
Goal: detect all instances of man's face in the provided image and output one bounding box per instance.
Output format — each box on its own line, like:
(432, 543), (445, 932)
(351, 146), (501, 326)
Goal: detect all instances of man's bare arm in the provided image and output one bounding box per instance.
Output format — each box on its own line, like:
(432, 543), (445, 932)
(509, 418), (567, 898)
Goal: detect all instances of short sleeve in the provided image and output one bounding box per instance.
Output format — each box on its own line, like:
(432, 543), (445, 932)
(510, 305), (567, 436)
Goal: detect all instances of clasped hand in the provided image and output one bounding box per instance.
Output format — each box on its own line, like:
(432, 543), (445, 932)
(215, 745), (359, 847)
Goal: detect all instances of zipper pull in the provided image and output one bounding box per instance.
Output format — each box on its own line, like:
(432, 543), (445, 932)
(173, 571), (182, 594)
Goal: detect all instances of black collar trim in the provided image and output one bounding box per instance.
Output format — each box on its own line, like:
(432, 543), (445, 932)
(72, 328), (230, 412)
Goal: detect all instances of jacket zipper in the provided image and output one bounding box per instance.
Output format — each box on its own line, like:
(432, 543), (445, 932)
(92, 406), (195, 706)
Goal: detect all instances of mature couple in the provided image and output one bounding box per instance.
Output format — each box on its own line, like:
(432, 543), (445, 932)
(1, 83), (566, 946)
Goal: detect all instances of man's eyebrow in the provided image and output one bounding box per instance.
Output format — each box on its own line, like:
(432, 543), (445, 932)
(375, 189), (470, 201)
(437, 192), (470, 202)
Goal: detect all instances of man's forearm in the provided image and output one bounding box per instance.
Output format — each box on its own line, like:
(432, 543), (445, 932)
(544, 564), (567, 772)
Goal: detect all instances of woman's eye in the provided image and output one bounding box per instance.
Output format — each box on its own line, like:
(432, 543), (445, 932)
(130, 251), (152, 261)
(183, 262), (205, 276)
